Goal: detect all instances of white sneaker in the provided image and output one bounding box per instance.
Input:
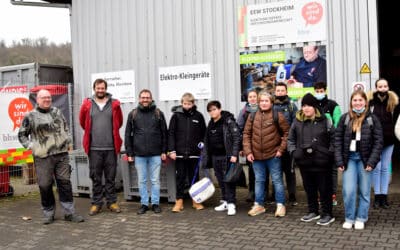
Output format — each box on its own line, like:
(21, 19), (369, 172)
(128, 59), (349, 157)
(227, 203), (236, 216)
(354, 221), (365, 230)
(342, 222), (353, 229)
(214, 200), (228, 212)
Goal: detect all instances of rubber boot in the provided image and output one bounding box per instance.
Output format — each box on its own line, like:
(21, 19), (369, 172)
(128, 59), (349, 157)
(172, 199), (184, 213)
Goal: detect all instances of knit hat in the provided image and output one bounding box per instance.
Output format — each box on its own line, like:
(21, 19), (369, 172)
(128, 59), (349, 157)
(301, 93), (318, 107)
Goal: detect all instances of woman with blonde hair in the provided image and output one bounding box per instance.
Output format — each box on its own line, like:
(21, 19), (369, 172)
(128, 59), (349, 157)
(334, 90), (383, 230)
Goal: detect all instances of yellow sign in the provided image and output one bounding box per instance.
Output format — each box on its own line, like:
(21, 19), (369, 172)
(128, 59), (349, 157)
(360, 63), (371, 74)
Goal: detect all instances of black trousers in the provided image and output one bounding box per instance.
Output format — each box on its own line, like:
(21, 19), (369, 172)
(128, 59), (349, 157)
(300, 168), (333, 217)
(212, 155), (236, 204)
(89, 150), (117, 206)
(175, 158), (198, 199)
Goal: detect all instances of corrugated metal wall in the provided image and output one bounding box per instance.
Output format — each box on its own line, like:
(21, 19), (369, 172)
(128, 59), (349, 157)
(70, 0), (379, 149)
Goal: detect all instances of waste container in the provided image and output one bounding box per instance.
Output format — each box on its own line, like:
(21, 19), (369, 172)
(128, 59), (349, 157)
(120, 156), (176, 203)
(0, 165), (14, 197)
(69, 150), (123, 197)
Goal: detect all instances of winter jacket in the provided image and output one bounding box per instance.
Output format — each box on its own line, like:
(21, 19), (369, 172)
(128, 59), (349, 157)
(124, 102), (168, 157)
(242, 108), (290, 160)
(168, 105), (206, 158)
(368, 91), (399, 146)
(287, 109), (334, 171)
(316, 96), (342, 128)
(334, 111), (383, 170)
(79, 94), (123, 154)
(273, 95), (298, 125)
(237, 103), (258, 132)
(201, 111), (241, 168)
(18, 106), (72, 158)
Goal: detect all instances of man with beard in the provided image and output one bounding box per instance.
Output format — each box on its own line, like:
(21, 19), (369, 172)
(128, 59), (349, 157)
(125, 89), (168, 214)
(79, 78), (123, 216)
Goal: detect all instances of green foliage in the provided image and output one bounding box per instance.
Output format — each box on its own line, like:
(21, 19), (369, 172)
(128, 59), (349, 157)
(0, 37), (72, 67)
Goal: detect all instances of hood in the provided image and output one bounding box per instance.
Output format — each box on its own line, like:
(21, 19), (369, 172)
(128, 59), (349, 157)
(138, 100), (157, 111)
(221, 110), (235, 121)
(295, 108), (324, 122)
(368, 90), (399, 112)
(274, 95), (291, 105)
(171, 105), (198, 115)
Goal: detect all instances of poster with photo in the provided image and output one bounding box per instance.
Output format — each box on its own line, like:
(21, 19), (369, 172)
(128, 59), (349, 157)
(239, 45), (326, 101)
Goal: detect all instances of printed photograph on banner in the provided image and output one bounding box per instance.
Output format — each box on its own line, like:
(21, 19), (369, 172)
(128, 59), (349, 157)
(239, 45), (326, 101)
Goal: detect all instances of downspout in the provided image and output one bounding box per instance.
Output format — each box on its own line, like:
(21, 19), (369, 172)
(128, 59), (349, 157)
(10, 0), (70, 8)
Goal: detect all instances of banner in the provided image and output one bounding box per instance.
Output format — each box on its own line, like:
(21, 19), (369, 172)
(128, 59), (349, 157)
(91, 70), (135, 103)
(239, 0), (327, 47)
(158, 64), (212, 101)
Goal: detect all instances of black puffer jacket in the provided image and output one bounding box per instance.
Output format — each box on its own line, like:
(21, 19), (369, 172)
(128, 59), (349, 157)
(334, 112), (383, 170)
(287, 108), (334, 171)
(124, 102), (168, 157)
(201, 111), (241, 168)
(168, 105), (206, 158)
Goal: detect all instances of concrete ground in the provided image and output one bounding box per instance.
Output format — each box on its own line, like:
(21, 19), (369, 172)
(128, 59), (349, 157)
(1, 178), (400, 249)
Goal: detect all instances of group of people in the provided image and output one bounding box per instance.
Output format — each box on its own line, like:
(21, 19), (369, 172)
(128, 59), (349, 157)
(18, 77), (398, 231)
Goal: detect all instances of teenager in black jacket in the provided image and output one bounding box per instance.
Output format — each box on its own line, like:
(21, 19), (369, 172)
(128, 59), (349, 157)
(287, 93), (335, 226)
(168, 93), (206, 212)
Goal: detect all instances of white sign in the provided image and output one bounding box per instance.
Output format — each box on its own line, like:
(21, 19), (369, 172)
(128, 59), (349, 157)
(158, 64), (212, 101)
(239, 0), (327, 47)
(0, 91), (33, 149)
(91, 70), (135, 103)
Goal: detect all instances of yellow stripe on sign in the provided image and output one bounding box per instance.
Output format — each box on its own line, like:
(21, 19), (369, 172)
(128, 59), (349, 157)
(11, 152), (23, 157)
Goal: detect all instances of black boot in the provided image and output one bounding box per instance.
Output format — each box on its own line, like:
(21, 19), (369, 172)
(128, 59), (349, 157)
(381, 194), (390, 209)
(373, 194), (380, 209)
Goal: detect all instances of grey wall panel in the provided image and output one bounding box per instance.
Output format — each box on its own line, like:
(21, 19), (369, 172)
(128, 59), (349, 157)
(70, 0), (379, 149)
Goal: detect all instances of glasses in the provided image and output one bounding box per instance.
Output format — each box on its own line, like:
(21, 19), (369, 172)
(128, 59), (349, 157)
(39, 96), (51, 99)
(140, 96), (151, 99)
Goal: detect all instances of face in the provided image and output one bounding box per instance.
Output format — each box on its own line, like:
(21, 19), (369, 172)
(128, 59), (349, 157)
(351, 94), (366, 110)
(259, 95), (272, 111)
(376, 79), (389, 92)
(207, 105), (222, 120)
(247, 91), (258, 105)
(302, 105), (315, 118)
(314, 88), (326, 94)
(139, 91), (152, 107)
(36, 90), (52, 110)
(274, 86), (287, 97)
(303, 46), (319, 63)
(182, 101), (194, 110)
(94, 82), (107, 99)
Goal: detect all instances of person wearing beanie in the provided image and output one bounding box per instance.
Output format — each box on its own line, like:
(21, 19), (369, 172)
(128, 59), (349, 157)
(287, 92), (335, 226)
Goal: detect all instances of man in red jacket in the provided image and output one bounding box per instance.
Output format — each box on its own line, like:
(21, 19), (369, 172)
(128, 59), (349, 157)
(79, 78), (123, 216)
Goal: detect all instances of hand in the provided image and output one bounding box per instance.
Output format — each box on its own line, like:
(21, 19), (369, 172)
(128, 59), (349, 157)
(161, 153), (167, 161)
(365, 165), (373, 172)
(275, 151), (282, 158)
(338, 166), (344, 172)
(127, 156), (134, 162)
(247, 154), (254, 163)
(169, 152), (176, 160)
(230, 156), (237, 163)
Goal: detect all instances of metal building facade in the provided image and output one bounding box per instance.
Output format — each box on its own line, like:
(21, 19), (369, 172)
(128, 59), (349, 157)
(69, 0), (379, 148)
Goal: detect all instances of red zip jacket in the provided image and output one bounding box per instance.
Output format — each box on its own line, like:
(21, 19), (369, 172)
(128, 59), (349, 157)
(79, 96), (123, 154)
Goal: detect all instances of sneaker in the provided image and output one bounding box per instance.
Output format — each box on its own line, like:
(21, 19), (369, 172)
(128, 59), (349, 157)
(354, 221), (364, 230)
(342, 222), (353, 229)
(332, 194), (338, 206)
(152, 204), (162, 213)
(227, 203), (236, 216)
(43, 216), (54, 225)
(289, 195), (298, 206)
(214, 200), (228, 212)
(248, 203), (266, 216)
(317, 215), (335, 226)
(64, 214), (85, 223)
(275, 203), (286, 217)
(89, 205), (101, 216)
(108, 203), (121, 213)
(137, 205), (149, 215)
(301, 213), (320, 222)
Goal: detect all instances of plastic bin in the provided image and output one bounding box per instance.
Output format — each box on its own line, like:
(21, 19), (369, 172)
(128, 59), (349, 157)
(69, 150), (123, 197)
(120, 157), (176, 203)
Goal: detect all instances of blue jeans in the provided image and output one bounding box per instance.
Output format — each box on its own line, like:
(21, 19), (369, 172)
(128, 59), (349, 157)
(342, 152), (372, 223)
(135, 156), (161, 206)
(253, 157), (285, 205)
(373, 145), (393, 195)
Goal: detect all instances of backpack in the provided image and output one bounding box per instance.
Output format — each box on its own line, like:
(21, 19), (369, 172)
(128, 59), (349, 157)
(344, 113), (373, 129)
